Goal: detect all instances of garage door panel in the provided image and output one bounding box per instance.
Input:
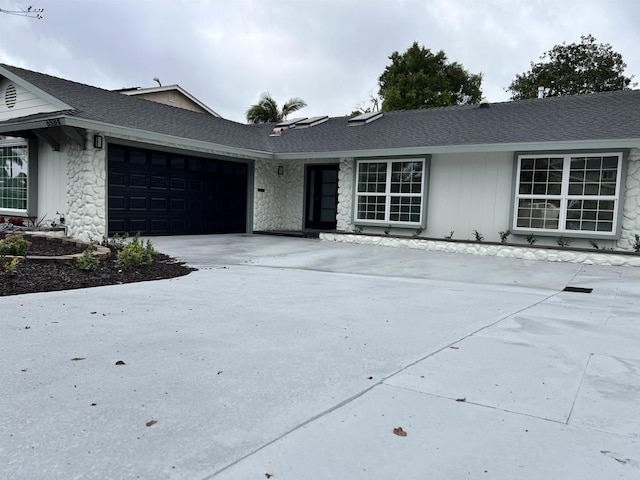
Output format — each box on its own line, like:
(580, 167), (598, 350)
(108, 145), (247, 236)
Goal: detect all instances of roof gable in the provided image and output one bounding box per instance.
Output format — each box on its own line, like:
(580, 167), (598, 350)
(0, 65), (72, 122)
(119, 84), (220, 117)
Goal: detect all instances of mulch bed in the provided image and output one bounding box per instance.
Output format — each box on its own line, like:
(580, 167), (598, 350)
(0, 233), (195, 296)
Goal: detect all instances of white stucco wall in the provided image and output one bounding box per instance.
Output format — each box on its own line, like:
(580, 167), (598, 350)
(336, 158), (354, 232)
(617, 147), (640, 251)
(65, 133), (106, 242)
(253, 158), (340, 231)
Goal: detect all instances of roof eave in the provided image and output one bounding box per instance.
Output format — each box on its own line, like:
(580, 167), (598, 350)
(272, 138), (640, 160)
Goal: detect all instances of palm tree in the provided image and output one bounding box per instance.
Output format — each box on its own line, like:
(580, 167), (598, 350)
(246, 92), (307, 124)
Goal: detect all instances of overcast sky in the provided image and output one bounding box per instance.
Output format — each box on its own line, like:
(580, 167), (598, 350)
(1, 0), (638, 123)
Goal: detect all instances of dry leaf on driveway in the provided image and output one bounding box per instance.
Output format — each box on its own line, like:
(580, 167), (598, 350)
(393, 427), (407, 437)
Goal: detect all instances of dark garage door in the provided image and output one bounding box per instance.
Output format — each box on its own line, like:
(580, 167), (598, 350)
(108, 145), (248, 235)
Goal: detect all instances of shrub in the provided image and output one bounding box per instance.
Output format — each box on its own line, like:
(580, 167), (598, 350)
(7, 217), (24, 226)
(116, 234), (156, 268)
(76, 241), (100, 271)
(473, 230), (484, 242)
(0, 216), (4, 223)
(556, 236), (571, 247)
(0, 233), (30, 256)
(499, 230), (510, 244)
(526, 233), (537, 245)
(102, 232), (129, 251)
(0, 257), (22, 276)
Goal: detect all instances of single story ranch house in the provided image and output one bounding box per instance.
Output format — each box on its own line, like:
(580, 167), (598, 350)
(1, 64), (640, 259)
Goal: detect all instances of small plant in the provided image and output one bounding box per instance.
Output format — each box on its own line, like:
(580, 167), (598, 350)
(444, 231), (454, 240)
(589, 239), (600, 250)
(556, 236), (571, 247)
(354, 225), (363, 234)
(499, 230), (510, 244)
(526, 233), (537, 245)
(473, 230), (484, 242)
(0, 216), (4, 223)
(1, 257), (22, 276)
(0, 233), (30, 256)
(102, 232), (129, 251)
(383, 225), (391, 236)
(76, 241), (100, 271)
(634, 234), (640, 253)
(412, 227), (423, 238)
(116, 234), (156, 268)
(7, 217), (24, 226)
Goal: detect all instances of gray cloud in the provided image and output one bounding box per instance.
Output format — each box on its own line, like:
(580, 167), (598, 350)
(1, 0), (638, 122)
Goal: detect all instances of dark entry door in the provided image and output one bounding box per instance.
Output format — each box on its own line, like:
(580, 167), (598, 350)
(305, 165), (338, 230)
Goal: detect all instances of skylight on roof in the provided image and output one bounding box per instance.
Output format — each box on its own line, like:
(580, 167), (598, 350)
(348, 111), (383, 126)
(293, 115), (329, 129)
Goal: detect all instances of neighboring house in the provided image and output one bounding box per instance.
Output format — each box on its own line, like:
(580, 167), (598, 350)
(1, 63), (640, 254)
(115, 84), (221, 117)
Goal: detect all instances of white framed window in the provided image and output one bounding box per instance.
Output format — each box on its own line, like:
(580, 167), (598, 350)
(513, 153), (623, 236)
(0, 141), (28, 211)
(355, 158), (426, 225)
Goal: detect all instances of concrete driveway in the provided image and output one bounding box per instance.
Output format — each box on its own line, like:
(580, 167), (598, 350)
(1, 234), (638, 479)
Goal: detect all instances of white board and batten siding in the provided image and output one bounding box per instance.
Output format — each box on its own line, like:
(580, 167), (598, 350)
(37, 139), (67, 219)
(426, 152), (514, 242)
(0, 77), (61, 122)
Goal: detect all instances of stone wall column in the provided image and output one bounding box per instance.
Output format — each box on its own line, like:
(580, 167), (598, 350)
(618, 148), (640, 251)
(336, 157), (354, 232)
(65, 132), (106, 241)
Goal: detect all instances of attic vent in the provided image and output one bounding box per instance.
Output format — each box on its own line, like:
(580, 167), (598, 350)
(294, 115), (329, 129)
(4, 83), (17, 109)
(348, 111), (382, 126)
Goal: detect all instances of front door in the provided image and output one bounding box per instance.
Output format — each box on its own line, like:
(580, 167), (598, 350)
(305, 165), (338, 230)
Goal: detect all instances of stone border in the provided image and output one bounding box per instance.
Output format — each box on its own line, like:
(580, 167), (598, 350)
(2, 233), (110, 262)
(320, 232), (640, 267)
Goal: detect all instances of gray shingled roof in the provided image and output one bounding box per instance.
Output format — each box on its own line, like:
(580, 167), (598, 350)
(2, 64), (640, 156)
(0, 64), (271, 152)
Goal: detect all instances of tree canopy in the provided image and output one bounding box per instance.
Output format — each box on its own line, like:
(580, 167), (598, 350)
(245, 92), (307, 124)
(507, 35), (634, 100)
(378, 42), (483, 112)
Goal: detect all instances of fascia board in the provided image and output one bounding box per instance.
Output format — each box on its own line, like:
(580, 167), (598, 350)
(0, 65), (73, 112)
(273, 138), (640, 160)
(60, 116), (273, 160)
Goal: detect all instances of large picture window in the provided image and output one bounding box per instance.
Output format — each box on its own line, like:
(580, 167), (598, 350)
(355, 159), (426, 225)
(514, 153), (622, 235)
(0, 142), (28, 211)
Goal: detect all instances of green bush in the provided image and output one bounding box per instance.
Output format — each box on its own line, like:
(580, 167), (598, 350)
(76, 241), (100, 271)
(1, 257), (22, 276)
(0, 233), (30, 256)
(116, 234), (156, 268)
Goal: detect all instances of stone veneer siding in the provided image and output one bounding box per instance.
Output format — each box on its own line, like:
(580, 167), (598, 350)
(65, 135), (106, 242)
(336, 158), (354, 232)
(253, 158), (341, 231)
(618, 147), (640, 251)
(320, 233), (640, 267)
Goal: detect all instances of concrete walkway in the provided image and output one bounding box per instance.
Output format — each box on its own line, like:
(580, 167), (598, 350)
(1, 234), (638, 479)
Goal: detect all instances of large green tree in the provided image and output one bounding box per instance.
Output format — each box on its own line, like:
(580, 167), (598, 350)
(245, 92), (307, 124)
(507, 35), (634, 100)
(378, 42), (483, 112)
